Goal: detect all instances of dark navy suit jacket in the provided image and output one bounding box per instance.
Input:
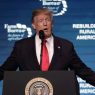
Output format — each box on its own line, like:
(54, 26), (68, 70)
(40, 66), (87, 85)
(0, 34), (95, 87)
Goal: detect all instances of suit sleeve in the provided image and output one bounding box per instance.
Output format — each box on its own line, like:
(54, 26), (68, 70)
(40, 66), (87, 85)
(0, 42), (19, 80)
(69, 44), (95, 86)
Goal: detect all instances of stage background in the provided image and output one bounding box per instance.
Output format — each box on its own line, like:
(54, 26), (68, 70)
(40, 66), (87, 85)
(0, 0), (95, 95)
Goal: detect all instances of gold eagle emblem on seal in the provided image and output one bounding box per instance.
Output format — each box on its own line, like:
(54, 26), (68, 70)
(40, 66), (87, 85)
(25, 77), (53, 95)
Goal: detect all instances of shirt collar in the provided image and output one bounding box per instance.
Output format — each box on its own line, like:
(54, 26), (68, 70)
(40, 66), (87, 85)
(35, 34), (41, 46)
(35, 34), (53, 44)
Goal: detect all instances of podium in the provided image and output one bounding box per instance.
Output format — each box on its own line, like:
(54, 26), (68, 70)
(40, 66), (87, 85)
(3, 71), (79, 95)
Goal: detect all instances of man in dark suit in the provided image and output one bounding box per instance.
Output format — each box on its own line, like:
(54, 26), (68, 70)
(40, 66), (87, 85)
(0, 8), (95, 88)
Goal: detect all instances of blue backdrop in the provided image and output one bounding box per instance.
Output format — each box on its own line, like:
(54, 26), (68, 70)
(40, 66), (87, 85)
(0, 0), (95, 95)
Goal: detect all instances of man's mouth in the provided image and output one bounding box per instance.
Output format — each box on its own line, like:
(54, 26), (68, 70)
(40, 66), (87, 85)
(44, 28), (48, 32)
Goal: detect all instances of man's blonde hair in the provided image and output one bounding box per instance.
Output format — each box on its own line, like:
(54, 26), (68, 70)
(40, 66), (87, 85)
(31, 8), (53, 23)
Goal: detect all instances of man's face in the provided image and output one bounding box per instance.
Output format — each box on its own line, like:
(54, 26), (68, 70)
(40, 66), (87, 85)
(32, 13), (53, 38)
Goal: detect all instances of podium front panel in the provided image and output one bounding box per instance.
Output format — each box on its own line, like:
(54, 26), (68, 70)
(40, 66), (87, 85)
(3, 71), (79, 95)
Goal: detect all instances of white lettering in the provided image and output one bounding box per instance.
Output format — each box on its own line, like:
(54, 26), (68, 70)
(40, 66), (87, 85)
(76, 35), (95, 40)
(73, 24), (95, 29)
(79, 29), (95, 34)
(43, 0), (61, 5)
(80, 89), (95, 94)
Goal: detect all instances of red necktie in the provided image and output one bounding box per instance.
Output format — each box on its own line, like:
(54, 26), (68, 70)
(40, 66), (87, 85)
(41, 40), (49, 71)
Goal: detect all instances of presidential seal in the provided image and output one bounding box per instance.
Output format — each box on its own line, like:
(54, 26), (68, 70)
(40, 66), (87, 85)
(25, 77), (53, 95)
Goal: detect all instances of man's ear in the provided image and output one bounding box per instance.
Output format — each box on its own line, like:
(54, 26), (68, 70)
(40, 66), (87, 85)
(32, 23), (36, 29)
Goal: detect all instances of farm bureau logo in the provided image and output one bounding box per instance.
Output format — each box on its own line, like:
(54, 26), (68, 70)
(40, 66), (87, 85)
(39, 0), (68, 16)
(4, 23), (32, 41)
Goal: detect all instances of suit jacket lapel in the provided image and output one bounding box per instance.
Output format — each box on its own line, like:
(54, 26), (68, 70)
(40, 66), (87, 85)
(49, 36), (63, 70)
(29, 35), (40, 70)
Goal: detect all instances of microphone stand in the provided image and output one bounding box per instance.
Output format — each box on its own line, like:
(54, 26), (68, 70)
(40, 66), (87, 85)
(40, 39), (44, 67)
(39, 30), (45, 68)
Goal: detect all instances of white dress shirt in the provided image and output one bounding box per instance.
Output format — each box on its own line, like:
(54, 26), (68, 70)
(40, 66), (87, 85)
(35, 34), (54, 64)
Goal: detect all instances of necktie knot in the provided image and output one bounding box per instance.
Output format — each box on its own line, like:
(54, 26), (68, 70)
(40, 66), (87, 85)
(43, 39), (47, 44)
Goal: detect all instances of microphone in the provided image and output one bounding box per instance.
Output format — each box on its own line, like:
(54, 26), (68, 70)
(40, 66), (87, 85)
(39, 30), (45, 40)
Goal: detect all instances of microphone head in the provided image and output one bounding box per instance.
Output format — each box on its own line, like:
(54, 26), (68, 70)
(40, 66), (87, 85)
(39, 30), (45, 40)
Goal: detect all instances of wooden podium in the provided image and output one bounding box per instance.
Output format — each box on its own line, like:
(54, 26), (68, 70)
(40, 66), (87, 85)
(3, 71), (79, 95)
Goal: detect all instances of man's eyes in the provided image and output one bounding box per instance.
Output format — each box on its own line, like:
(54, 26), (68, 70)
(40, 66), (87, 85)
(39, 20), (43, 22)
(38, 19), (50, 22)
